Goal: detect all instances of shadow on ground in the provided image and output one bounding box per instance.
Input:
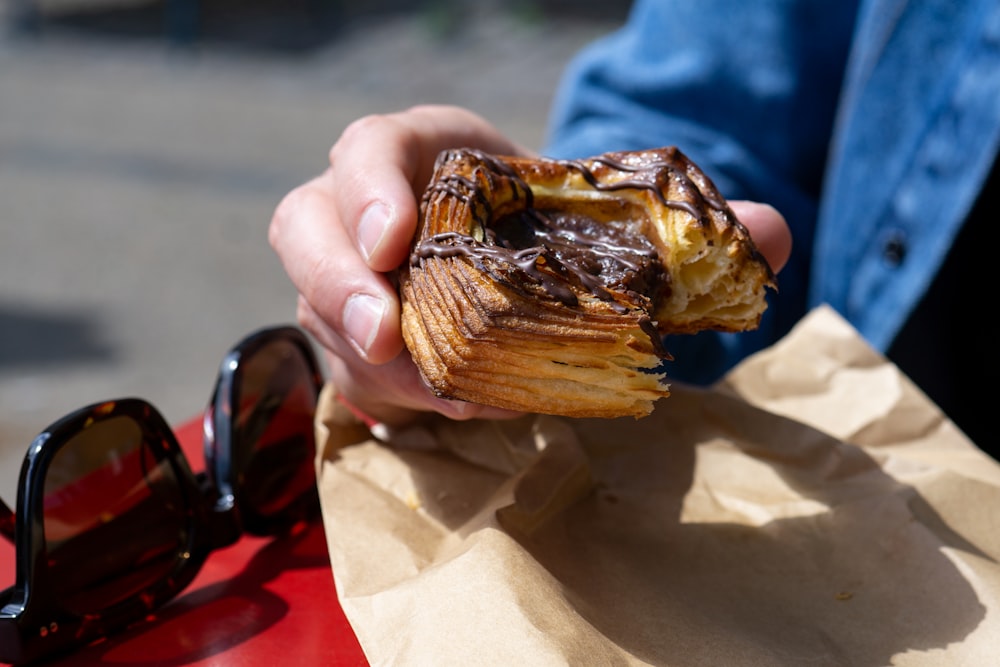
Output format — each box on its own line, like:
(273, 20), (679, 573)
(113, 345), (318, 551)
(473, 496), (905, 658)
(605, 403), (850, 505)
(0, 304), (116, 371)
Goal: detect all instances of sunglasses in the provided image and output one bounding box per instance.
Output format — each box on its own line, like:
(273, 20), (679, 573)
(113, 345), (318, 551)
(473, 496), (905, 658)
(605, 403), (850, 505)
(0, 325), (324, 664)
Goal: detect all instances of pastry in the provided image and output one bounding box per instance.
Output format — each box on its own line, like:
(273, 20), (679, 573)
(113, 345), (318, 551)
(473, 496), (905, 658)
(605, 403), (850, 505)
(399, 146), (776, 418)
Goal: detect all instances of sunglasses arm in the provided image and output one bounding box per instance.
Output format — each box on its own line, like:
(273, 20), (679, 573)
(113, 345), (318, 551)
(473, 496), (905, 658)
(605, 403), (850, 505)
(0, 499), (14, 543)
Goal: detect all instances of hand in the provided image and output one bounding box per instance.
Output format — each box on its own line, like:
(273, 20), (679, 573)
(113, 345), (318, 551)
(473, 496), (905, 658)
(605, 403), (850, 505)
(270, 105), (533, 426)
(270, 105), (792, 427)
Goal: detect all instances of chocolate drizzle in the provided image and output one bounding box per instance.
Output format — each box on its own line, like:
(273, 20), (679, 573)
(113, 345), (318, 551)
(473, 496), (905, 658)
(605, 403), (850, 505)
(564, 151), (726, 224)
(413, 148), (721, 312)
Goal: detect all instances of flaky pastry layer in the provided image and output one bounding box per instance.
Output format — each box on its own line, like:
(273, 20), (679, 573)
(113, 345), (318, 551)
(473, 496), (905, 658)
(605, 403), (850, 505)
(400, 147), (776, 418)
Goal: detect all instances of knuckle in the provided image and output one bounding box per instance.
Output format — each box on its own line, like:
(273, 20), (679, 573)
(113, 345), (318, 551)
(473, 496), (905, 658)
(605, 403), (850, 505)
(331, 114), (389, 162)
(269, 185), (308, 235)
(300, 254), (337, 306)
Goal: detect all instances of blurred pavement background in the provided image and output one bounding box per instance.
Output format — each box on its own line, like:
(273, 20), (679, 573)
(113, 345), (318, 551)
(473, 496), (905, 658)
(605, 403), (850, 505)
(0, 0), (631, 496)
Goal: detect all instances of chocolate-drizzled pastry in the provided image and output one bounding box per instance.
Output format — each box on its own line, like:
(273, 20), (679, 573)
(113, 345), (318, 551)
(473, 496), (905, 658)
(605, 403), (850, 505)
(400, 147), (776, 418)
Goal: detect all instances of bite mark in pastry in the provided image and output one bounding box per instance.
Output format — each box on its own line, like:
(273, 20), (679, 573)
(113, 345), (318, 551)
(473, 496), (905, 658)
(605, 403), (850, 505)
(399, 147), (776, 418)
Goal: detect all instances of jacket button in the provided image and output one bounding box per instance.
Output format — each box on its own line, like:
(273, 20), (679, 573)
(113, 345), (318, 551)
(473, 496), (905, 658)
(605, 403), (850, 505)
(882, 231), (907, 266)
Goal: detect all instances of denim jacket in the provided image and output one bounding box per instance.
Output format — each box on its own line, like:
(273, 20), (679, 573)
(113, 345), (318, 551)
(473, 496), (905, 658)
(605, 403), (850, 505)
(544, 0), (1000, 385)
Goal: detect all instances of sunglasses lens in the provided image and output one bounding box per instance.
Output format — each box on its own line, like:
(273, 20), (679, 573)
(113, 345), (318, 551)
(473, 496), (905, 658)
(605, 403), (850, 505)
(43, 413), (189, 615)
(233, 338), (318, 526)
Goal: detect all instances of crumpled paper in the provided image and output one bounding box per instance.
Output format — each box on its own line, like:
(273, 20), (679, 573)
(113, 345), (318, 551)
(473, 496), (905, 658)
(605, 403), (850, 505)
(315, 305), (1000, 666)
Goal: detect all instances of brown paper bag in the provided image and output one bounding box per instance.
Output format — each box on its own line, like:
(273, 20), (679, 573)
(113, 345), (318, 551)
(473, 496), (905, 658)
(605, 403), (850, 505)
(315, 305), (1000, 666)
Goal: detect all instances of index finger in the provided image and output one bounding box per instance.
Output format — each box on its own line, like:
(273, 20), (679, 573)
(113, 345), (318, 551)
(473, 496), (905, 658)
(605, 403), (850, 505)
(327, 105), (532, 274)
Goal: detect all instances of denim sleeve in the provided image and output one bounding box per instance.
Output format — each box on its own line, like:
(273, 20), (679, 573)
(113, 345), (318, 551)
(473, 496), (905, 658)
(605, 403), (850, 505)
(543, 0), (859, 384)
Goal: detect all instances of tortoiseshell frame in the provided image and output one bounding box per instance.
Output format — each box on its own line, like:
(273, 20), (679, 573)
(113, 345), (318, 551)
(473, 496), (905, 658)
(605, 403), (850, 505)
(0, 326), (323, 664)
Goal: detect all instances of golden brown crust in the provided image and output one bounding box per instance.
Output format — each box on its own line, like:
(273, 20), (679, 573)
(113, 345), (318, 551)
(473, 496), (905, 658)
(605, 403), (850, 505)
(399, 147), (776, 418)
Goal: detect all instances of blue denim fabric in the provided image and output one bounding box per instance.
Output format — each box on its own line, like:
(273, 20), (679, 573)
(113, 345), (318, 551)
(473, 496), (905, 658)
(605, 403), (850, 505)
(544, 0), (1000, 385)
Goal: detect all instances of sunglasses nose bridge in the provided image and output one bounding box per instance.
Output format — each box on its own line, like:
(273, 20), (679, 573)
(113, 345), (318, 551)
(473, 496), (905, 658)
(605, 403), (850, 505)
(198, 476), (242, 549)
(208, 510), (242, 549)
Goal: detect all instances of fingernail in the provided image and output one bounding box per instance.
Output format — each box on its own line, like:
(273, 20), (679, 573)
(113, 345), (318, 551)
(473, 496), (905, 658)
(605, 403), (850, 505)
(358, 202), (390, 262)
(343, 293), (387, 358)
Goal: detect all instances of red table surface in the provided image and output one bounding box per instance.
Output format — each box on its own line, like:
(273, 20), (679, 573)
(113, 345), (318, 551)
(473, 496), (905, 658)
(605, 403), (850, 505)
(1, 417), (368, 666)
